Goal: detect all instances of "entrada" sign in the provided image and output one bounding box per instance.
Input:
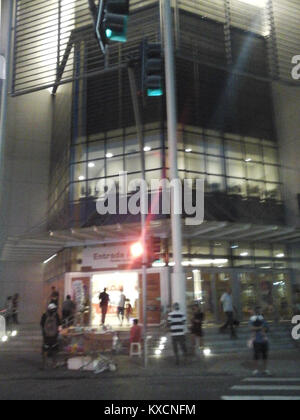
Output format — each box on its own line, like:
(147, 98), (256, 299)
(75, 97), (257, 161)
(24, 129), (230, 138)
(82, 245), (132, 269)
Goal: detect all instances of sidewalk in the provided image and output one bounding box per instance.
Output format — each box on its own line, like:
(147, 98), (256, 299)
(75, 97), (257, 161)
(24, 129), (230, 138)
(0, 348), (300, 381)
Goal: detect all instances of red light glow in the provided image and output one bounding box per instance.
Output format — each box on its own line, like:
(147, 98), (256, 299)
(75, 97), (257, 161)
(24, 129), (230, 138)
(130, 242), (144, 258)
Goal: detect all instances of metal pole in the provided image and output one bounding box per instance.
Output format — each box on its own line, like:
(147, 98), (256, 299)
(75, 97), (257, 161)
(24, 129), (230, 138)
(128, 65), (148, 368)
(162, 0), (185, 314)
(0, 0), (14, 199)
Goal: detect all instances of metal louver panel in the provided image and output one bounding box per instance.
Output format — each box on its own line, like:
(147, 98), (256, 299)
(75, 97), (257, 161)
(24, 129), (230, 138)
(11, 0), (300, 96)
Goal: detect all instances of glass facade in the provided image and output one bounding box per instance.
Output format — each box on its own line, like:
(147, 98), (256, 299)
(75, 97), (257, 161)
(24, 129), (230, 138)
(48, 123), (282, 228)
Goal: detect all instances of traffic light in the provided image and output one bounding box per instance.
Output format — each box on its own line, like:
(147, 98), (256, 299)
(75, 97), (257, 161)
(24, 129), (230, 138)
(96, 0), (130, 53)
(142, 40), (164, 97)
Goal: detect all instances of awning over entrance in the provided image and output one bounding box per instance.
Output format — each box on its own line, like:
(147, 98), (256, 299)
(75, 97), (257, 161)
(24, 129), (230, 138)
(1, 221), (300, 263)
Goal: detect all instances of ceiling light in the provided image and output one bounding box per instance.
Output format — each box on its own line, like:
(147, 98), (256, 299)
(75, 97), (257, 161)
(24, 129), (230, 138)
(144, 146), (152, 152)
(185, 148), (192, 153)
(245, 158), (252, 162)
(240, 252), (249, 257)
(106, 153), (114, 159)
(231, 245), (239, 249)
(78, 176), (85, 181)
(276, 253), (285, 258)
(43, 254), (58, 264)
(88, 162), (95, 168)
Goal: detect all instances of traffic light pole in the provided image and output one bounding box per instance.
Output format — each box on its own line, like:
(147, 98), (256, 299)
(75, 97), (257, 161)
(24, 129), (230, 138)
(162, 0), (186, 314)
(128, 64), (148, 368)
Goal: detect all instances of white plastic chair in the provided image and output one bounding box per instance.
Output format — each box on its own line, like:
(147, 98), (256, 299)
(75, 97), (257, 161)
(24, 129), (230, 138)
(130, 342), (142, 357)
(0, 315), (6, 339)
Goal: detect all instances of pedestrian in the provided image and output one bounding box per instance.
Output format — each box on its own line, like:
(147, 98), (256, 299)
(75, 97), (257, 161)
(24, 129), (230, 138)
(191, 304), (205, 355)
(249, 307), (270, 377)
(219, 287), (237, 339)
(62, 295), (76, 328)
(125, 300), (133, 326)
(12, 293), (19, 325)
(168, 302), (188, 366)
(117, 289), (126, 326)
(49, 286), (59, 308)
(130, 319), (142, 345)
(40, 303), (61, 370)
(99, 288), (110, 326)
(5, 297), (13, 332)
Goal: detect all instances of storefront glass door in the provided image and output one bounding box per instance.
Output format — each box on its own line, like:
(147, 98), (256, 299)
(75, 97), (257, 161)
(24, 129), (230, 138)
(215, 272), (233, 323)
(239, 271), (292, 321)
(186, 271), (215, 322)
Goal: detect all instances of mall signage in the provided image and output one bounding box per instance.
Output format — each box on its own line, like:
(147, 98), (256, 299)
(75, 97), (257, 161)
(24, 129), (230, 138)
(82, 245), (132, 269)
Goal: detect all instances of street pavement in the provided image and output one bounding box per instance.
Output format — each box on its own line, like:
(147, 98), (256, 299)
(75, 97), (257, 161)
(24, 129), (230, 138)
(0, 348), (300, 400)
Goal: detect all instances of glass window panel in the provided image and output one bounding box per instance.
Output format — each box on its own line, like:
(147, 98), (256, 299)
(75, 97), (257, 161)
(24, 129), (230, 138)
(127, 172), (142, 192)
(145, 150), (161, 170)
(207, 156), (224, 175)
(106, 156), (124, 177)
(185, 153), (205, 172)
(144, 134), (161, 149)
(247, 180), (264, 198)
(125, 153), (142, 173)
(190, 240), (210, 255)
(254, 244), (272, 258)
(273, 244), (287, 258)
(125, 135), (139, 153)
(72, 144), (87, 163)
(88, 141), (105, 160)
(88, 179), (102, 198)
(145, 170), (162, 185)
(225, 140), (243, 159)
(265, 183), (282, 201)
(206, 136), (223, 156)
(233, 243), (252, 257)
(107, 137), (123, 156)
(212, 241), (229, 256)
(246, 162), (264, 180)
(227, 178), (247, 196)
(88, 159), (105, 179)
(178, 151), (185, 171)
(263, 146), (278, 164)
(264, 165), (279, 183)
(206, 175), (225, 192)
(184, 131), (205, 153)
(226, 159), (245, 178)
(245, 143), (262, 162)
(71, 181), (86, 201)
(72, 162), (87, 182)
(88, 132), (105, 142)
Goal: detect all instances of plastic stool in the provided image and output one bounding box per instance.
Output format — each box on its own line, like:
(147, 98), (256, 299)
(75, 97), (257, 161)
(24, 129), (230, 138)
(130, 342), (142, 357)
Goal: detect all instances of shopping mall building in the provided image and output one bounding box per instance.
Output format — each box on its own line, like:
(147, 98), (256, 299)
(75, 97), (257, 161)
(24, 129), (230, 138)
(0, 0), (300, 324)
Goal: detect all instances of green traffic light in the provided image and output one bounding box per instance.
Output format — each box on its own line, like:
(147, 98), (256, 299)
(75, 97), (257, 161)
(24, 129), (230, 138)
(106, 29), (113, 38)
(147, 88), (163, 97)
(105, 16), (128, 43)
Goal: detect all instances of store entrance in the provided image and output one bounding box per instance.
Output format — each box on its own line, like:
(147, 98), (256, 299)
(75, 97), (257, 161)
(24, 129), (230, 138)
(91, 271), (139, 327)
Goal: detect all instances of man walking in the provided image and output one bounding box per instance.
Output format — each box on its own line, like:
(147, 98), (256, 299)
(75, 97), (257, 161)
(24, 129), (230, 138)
(220, 287), (237, 339)
(168, 303), (188, 365)
(99, 288), (110, 326)
(117, 290), (126, 326)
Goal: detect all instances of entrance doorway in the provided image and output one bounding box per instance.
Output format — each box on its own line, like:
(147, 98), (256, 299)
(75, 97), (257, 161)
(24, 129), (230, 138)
(91, 271), (139, 327)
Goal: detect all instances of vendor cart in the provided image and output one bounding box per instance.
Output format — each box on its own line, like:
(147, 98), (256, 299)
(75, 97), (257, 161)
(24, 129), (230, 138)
(58, 328), (118, 372)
